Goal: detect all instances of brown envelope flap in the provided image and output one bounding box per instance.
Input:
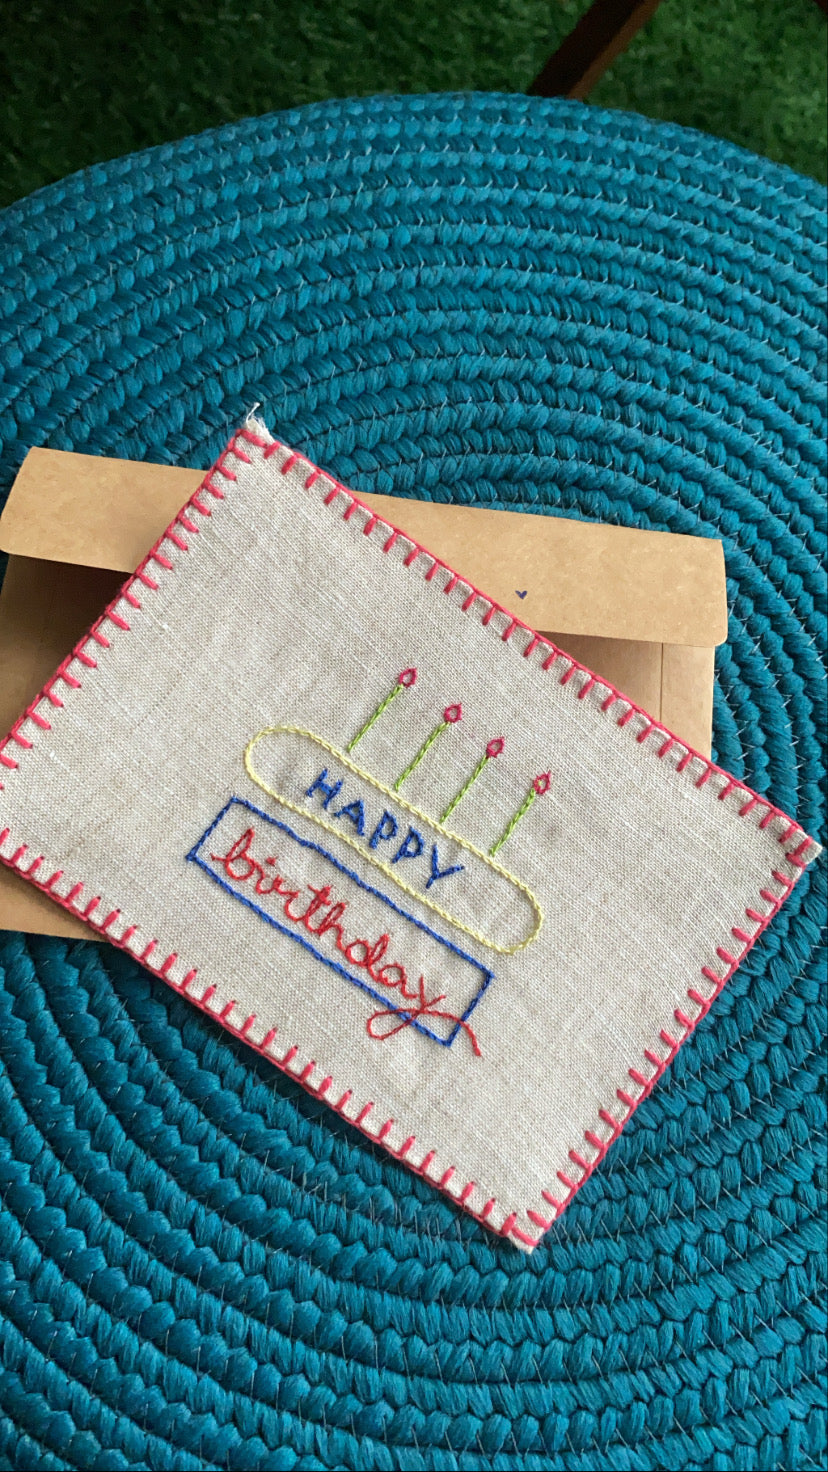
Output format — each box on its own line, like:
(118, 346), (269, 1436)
(0, 446), (728, 646)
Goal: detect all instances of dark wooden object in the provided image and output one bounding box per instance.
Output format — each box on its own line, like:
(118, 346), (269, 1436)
(530, 0), (827, 100)
(529, 0), (664, 99)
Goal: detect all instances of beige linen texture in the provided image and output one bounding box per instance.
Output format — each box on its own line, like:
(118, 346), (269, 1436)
(0, 419), (820, 1250)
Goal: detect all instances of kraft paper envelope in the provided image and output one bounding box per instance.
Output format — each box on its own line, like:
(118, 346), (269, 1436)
(0, 444), (726, 941)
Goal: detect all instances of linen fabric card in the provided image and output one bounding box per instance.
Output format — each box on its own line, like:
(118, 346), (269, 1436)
(0, 420), (820, 1249)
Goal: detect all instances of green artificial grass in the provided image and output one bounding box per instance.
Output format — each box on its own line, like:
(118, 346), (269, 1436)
(592, 0), (828, 184)
(0, 0), (825, 209)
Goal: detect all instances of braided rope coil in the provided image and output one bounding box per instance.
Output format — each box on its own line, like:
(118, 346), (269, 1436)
(0, 94), (825, 1471)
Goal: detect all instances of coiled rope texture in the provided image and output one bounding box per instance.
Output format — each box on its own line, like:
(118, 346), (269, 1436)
(0, 95), (825, 1472)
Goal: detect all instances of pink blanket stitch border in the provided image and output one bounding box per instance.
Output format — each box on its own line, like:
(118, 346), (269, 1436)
(0, 424), (818, 1249)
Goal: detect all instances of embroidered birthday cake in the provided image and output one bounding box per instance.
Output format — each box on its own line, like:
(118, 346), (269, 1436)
(195, 675), (549, 1056)
(0, 420), (820, 1249)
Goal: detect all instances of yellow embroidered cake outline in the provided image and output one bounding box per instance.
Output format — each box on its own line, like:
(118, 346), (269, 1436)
(244, 725), (544, 955)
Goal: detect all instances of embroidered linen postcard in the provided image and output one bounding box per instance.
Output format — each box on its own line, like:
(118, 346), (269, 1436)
(0, 420), (820, 1249)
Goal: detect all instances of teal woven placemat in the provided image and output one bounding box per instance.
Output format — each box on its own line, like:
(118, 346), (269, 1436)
(0, 95), (825, 1471)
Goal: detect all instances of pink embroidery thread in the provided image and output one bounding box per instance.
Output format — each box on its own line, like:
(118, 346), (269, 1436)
(0, 423), (817, 1249)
